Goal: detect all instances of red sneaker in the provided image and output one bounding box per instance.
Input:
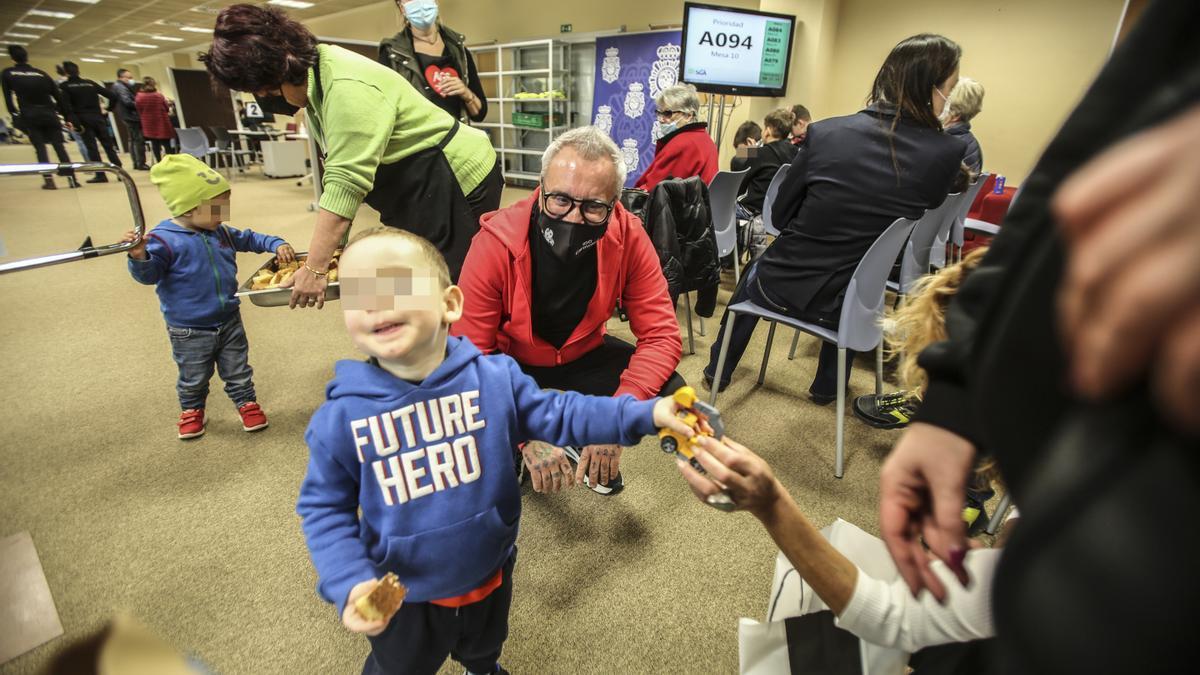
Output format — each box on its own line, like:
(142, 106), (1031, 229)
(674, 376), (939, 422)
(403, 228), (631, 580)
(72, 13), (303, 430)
(178, 409), (206, 439)
(238, 402), (269, 432)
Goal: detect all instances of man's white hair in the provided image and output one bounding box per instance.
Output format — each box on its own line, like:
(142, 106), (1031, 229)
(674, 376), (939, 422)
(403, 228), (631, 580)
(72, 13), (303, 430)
(654, 83), (701, 118)
(540, 126), (626, 199)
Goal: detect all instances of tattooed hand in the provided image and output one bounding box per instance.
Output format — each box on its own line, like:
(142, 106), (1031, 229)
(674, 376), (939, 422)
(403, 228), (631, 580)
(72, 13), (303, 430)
(575, 444), (622, 487)
(522, 441), (576, 494)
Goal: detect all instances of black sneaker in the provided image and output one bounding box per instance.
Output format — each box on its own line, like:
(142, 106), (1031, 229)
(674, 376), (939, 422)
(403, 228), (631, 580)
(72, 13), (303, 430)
(963, 493), (990, 535)
(852, 392), (917, 429)
(562, 445), (624, 496)
(86, 173), (109, 183)
(701, 372), (728, 393)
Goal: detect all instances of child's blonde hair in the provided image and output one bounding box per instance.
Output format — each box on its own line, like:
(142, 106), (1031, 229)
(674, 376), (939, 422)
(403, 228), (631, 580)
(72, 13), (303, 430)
(343, 226), (452, 290)
(887, 247), (988, 398)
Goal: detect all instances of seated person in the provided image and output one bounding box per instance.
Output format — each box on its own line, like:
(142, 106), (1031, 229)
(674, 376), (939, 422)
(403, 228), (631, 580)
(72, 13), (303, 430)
(455, 126), (685, 495)
(702, 34), (965, 403)
(736, 108), (799, 218)
(790, 103), (812, 145)
(730, 120), (761, 172)
(635, 83), (718, 192)
(943, 76), (985, 173)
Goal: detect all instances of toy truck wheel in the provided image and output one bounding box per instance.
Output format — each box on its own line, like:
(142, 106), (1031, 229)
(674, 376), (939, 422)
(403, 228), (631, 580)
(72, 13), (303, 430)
(660, 436), (678, 455)
(690, 457), (704, 473)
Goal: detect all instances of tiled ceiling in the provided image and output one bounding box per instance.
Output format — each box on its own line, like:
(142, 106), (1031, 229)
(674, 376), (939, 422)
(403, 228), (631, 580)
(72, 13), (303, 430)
(2, 1), (386, 66)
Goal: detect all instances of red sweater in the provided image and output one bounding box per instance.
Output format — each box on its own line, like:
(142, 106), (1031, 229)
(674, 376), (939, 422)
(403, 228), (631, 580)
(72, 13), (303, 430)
(634, 123), (719, 192)
(135, 91), (174, 140)
(453, 191), (682, 400)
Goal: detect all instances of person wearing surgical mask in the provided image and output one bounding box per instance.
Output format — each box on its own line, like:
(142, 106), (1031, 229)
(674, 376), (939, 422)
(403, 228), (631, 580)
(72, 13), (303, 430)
(379, 0), (487, 123)
(454, 126), (685, 499)
(635, 83), (719, 192)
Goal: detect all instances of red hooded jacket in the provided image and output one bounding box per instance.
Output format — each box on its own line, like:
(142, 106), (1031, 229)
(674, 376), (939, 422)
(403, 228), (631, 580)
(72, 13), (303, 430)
(453, 191), (682, 400)
(634, 122), (719, 193)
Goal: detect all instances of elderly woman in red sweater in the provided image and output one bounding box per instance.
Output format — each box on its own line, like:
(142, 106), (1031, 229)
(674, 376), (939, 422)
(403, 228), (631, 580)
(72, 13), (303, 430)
(634, 83), (718, 192)
(134, 77), (175, 163)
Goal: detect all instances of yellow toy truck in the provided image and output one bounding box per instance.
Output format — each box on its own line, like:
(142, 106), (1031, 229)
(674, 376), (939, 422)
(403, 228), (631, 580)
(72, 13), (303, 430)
(659, 386), (735, 511)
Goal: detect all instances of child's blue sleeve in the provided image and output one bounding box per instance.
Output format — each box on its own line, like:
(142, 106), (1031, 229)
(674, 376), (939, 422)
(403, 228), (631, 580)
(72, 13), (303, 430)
(223, 225), (286, 255)
(126, 234), (171, 285)
(506, 357), (658, 447)
(296, 427), (377, 617)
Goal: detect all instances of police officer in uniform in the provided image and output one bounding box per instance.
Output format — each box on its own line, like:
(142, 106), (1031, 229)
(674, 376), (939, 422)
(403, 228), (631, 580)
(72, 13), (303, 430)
(59, 61), (123, 183)
(2, 45), (78, 189)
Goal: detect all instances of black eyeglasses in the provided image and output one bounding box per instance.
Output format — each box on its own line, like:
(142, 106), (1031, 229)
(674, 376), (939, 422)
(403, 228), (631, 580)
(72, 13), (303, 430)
(655, 109), (682, 120)
(540, 184), (615, 225)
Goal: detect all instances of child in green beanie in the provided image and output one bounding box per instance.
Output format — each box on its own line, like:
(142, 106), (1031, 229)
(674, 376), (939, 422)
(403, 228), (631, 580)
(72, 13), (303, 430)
(122, 154), (293, 439)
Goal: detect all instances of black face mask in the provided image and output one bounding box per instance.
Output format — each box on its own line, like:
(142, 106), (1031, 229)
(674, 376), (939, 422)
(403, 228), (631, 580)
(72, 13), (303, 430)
(536, 209), (606, 262)
(254, 92), (300, 116)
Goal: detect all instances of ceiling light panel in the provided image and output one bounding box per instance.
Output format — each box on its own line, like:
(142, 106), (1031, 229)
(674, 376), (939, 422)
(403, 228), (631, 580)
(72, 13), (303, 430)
(269, 1), (316, 9)
(26, 10), (77, 20)
(14, 23), (55, 30)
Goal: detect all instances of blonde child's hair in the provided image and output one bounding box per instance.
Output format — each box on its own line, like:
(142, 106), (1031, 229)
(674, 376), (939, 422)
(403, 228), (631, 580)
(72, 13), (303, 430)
(886, 247), (987, 397)
(343, 226), (452, 290)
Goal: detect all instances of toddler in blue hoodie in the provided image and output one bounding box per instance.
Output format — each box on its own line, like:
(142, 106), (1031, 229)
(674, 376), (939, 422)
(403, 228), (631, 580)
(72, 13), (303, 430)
(123, 154), (292, 439)
(296, 226), (690, 675)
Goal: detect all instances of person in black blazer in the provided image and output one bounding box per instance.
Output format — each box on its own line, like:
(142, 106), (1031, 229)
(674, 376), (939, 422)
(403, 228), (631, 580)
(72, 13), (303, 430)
(737, 108), (799, 216)
(703, 34), (966, 403)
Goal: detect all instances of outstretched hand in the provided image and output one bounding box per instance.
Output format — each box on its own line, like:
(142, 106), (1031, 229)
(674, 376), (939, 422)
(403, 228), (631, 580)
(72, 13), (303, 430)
(676, 435), (781, 519)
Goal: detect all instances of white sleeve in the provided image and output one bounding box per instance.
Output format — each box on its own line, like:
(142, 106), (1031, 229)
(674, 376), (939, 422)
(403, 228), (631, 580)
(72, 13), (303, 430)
(834, 548), (1000, 652)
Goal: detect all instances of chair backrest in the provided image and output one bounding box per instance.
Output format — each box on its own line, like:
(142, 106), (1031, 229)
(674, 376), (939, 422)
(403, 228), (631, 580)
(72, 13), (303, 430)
(707, 169), (749, 256)
(838, 217), (919, 351)
(176, 128), (209, 160)
(898, 194), (962, 292)
(210, 126), (231, 143)
(944, 174), (991, 252)
(761, 164), (790, 237)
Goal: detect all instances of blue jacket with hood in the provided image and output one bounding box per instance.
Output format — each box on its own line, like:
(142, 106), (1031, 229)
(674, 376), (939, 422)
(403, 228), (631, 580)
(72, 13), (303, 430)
(127, 219), (285, 328)
(297, 336), (658, 614)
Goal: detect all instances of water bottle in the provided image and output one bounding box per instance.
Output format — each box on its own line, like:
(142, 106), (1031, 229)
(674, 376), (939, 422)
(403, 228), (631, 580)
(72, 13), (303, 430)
(994, 175), (1006, 194)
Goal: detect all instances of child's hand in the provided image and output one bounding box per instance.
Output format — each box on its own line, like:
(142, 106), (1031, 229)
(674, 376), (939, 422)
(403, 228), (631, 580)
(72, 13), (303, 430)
(122, 229), (147, 260)
(653, 396), (695, 440)
(342, 579), (391, 636)
(275, 244), (295, 264)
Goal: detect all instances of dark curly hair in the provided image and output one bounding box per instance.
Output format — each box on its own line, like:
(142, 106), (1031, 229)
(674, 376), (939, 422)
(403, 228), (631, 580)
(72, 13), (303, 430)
(199, 4), (317, 93)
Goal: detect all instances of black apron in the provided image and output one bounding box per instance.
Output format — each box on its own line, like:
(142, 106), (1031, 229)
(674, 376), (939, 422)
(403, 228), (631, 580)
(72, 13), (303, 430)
(314, 59), (500, 281)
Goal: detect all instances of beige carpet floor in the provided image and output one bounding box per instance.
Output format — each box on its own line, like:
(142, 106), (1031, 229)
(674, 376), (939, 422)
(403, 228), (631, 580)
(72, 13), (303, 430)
(1, 142), (905, 674)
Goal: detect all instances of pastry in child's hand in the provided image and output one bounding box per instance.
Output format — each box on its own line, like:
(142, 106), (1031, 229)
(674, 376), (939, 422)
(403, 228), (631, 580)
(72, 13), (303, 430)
(355, 573), (406, 622)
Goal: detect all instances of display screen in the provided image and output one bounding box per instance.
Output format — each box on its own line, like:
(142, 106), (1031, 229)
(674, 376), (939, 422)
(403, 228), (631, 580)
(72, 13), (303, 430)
(680, 2), (796, 97)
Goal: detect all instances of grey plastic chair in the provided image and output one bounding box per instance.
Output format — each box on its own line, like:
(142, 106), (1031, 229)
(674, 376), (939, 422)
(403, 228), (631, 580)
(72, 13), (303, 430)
(708, 169), (749, 284)
(761, 164), (790, 237)
(176, 128), (220, 169)
(709, 216), (918, 478)
(934, 174), (990, 268)
(209, 127), (256, 174)
(887, 194), (962, 297)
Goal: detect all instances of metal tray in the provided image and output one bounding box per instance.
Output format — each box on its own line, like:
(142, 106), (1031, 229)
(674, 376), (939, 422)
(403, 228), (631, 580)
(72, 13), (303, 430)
(235, 252), (340, 307)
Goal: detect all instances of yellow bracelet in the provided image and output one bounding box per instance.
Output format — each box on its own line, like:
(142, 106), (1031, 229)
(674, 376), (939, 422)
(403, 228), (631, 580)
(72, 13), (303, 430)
(303, 262), (328, 277)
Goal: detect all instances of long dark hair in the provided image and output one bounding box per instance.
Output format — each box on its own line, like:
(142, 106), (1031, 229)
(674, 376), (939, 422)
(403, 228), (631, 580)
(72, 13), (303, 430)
(199, 4), (317, 93)
(869, 34), (961, 129)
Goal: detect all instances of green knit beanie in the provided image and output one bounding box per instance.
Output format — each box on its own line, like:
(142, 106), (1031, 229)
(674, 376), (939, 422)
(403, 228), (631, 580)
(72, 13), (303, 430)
(150, 154), (231, 217)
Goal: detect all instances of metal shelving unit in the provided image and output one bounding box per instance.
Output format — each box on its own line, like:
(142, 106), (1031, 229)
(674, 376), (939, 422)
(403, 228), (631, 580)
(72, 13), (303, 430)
(469, 39), (574, 187)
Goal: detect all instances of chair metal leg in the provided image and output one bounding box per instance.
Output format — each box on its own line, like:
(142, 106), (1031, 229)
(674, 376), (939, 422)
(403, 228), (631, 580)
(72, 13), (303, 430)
(788, 329), (800, 360)
(683, 292), (695, 356)
(876, 341), (884, 396)
(699, 314), (706, 337)
(710, 309), (737, 406)
(758, 321), (776, 385)
(986, 493), (1012, 535)
(835, 347), (846, 478)
(732, 244), (741, 285)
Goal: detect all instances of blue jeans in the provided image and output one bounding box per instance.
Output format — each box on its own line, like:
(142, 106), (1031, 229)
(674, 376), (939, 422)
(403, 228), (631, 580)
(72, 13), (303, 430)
(167, 313), (256, 410)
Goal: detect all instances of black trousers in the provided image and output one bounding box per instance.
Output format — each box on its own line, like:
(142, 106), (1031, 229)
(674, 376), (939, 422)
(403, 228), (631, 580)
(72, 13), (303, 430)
(22, 108), (70, 165)
(120, 119), (146, 167)
(518, 334), (686, 398)
(147, 138), (172, 163)
(362, 553), (515, 675)
(704, 259), (854, 398)
(77, 113), (122, 166)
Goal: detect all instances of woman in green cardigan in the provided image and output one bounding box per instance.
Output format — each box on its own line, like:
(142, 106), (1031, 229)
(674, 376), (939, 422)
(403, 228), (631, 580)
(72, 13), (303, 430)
(202, 4), (502, 307)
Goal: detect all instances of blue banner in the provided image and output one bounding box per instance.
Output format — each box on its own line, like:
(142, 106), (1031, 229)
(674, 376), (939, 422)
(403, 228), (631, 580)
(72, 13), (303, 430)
(592, 31), (683, 187)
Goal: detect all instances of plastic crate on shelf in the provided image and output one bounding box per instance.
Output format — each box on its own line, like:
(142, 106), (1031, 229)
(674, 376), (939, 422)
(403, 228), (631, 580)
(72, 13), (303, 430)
(511, 111), (560, 129)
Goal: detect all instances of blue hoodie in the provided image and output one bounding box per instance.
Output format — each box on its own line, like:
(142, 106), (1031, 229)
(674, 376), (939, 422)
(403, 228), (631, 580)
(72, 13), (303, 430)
(127, 219), (286, 328)
(297, 336), (657, 614)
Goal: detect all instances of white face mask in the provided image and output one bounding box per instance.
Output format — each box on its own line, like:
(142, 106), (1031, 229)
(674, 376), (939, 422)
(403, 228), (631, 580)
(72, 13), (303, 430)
(935, 87), (952, 124)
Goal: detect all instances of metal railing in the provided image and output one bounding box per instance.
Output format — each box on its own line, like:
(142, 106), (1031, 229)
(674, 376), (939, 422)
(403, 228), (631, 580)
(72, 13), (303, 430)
(0, 162), (145, 275)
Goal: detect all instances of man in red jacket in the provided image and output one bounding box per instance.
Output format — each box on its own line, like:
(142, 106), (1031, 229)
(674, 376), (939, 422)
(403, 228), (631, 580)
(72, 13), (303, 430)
(455, 126), (684, 496)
